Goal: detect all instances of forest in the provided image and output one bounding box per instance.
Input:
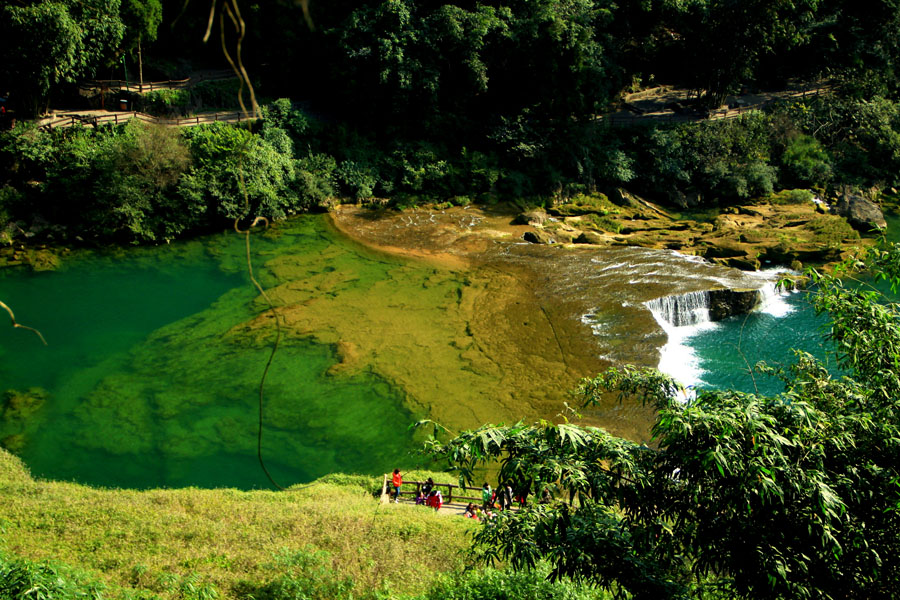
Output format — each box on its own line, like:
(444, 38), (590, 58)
(2, 0), (900, 243)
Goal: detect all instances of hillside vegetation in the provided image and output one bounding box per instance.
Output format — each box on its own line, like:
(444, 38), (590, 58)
(0, 451), (465, 599)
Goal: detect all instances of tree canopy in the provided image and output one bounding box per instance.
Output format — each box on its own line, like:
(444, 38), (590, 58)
(426, 242), (900, 599)
(0, 0), (124, 116)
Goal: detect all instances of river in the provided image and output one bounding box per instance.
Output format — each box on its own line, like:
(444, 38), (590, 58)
(0, 207), (882, 489)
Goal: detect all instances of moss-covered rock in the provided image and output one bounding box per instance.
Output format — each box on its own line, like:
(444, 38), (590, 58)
(3, 388), (48, 422)
(548, 192), (616, 216)
(523, 230), (554, 244)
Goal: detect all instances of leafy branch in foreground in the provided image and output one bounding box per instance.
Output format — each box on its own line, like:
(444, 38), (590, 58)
(427, 241), (900, 600)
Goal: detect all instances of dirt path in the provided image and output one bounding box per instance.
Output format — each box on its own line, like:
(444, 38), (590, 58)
(35, 108), (257, 130)
(603, 80), (831, 126)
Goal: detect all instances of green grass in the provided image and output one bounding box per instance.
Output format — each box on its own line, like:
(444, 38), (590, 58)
(0, 450), (474, 599)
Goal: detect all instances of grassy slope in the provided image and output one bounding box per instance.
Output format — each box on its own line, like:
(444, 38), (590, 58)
(0, 451), (474, 599)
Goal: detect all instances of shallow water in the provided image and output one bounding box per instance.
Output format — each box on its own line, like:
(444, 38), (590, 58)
(0, 220), (423, 489)
(2, 208), (884, 489)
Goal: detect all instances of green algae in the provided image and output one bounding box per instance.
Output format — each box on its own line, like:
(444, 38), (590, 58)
(0, 217), (444, 488)
(0, 211), (644, 490)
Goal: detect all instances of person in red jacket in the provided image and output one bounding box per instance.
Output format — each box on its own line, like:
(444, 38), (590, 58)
(426, 489), (443, 511)
(391, 469), (402, 503)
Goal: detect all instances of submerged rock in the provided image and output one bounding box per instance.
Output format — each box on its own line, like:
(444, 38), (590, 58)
(3, 387), (48, 422)
(1, 434), (26, 452)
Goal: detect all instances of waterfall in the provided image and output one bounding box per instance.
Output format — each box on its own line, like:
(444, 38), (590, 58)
(645, 290), (713, 327)
(756, 281), (796, 318)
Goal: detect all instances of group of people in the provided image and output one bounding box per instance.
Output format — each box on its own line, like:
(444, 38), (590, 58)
(414, 477), (444, 510)
(390, 470), (552, 518)
(391, 471), (445, 510)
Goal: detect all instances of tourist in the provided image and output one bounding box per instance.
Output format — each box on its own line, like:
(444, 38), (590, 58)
(499, 482), (514, 511)
(391, 468), (402, 503)
(464, 502), (479, 520)
(427, 488), (443, 511)
(422, 477), (434, 498)
(515, 483), (528, 507)
(414, 490), (425, 505)
(481, 482), (492, 511)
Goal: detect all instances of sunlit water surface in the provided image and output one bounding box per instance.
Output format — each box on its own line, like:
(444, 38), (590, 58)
(2, 211), (894, 488)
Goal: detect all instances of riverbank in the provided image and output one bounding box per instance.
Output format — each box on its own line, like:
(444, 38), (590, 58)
(2, 188), (884, 276)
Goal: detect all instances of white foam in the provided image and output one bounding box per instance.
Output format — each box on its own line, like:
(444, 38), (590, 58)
(746, 269), (798, 318)
(652, 311), (718, 387)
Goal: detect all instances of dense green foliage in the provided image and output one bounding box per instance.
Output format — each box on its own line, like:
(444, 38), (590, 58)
(0, 554), (105, 600)
(4, 0), (900, 242)
(6, 95), (900, 244)
(0, 0), (124, 117)
(426, 242), (900, 598)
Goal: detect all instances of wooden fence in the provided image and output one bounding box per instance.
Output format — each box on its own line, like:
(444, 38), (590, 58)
(601, 85), (830, 129)
(81, 70), (236, 94)
(38, 110), (258, 131)
(380, 475), (487, 505)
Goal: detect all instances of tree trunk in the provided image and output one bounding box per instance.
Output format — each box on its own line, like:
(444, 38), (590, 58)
(138, 34), (144, 91)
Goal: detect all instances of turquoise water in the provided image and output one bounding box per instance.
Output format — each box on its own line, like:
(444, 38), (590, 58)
(0, 219), (421, 489)
(687, 292), (834, 395)
(688, 212), (900, 395)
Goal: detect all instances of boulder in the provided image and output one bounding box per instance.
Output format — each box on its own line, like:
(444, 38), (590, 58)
(609, 188), (644, 209)
(552, 229), (578, 244)
(707, 288), (760, 321)
(701, 240), (749, 258)
(737, 206), (764, 217)
(831, 192), (887, 231)
(514, 209), (550, 226)
(724, 256), (761, 271)
(523, 230), (554, 244)
(574, 231), (605, 244)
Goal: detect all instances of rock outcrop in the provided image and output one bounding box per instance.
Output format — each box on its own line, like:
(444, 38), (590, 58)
(514, 209), (550, 226)
(707, 288), (761, 321)
(523, 230), (554, 244)
(831, 193), (887, 231)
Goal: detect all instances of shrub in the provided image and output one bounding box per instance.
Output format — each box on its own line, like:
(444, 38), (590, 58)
(336, 161), (377, 200)
(143, 89), (192, 117)
(781, 135), (833, 186)
(242, 547), (357, 600)
(0, 554), (105, 600)
(261, 99), (310, 141)
(176, 123), (304, 228)
(768, 188), (814, 205)
(420, 563), (611, 600)
(295, 154), (337, 206)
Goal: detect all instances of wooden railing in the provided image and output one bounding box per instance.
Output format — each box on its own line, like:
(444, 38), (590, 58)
(380, 475), (487, 505)
(601, 85), (830, 128)
(81, 70), (236, 94)
(37, 110), (257, 131)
